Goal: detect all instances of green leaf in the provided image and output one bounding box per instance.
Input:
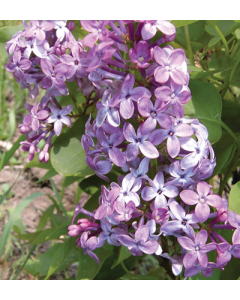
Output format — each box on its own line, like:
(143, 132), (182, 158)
(171, 20), (198, 28)
(45, 237), (76, 279)
(235, 28), (240, 39)
(36, 168), (58, 183)
(50, 116), (94, 177)
(222, 100), (240, 134)
(76, 246), (113, 279)
(184, 80), (222, 144)
(62, 175), (82, 189)
(212, 130), (237, 176)
(229, 181), (240, 214)
(220, 256), (240, 279)
(205, 20), (235, 37)
(0, 172), (20, 205)
(0, 134), (26, 171)
(39, 244), (79, 277)
(0, 24), (24, 59)
(111, 246), (131, 269)
(0, 192), (43, 259)
(190, 67), (231, 80)
(23, 258), (40, 277)
(51, 214), (69, 228)
(187, 20), (206, 42)
(37, 205), (55, 231)
(25, 155), (53, 170)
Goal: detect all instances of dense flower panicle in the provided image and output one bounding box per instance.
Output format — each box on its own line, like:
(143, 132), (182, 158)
(6, 20), (240, 278)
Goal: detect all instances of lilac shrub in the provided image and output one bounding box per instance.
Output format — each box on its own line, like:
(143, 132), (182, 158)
(5, 20), (240, 279)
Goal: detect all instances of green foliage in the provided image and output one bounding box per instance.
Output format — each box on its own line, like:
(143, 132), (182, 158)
(229, 182), (240, 214)
(50, 115), (94, 177)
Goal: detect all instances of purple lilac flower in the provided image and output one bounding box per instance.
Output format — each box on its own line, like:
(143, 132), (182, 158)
(85, 154), (112, 182)
(123, 122), (159, 161)
(151, 208), (170, 225)
(23, 39), (48, 59)
(149, 117), (194, 158)
(94, 187), (120, 220)
(141, 171), (179, 210)
(81, 20), (109, 48)
(60, 45), (90, 79)
(46, 104), (72, 136)
(228, 211), (240, 243)
(180, 181), (223, 223)
(96, 89), (120, 127)
(129, 41), (153, 68)
(117, 225), (160, 256)
(198, 142), (216, 180)
(154, 80), (191, 118)
(180, 136), (209, 169)
(109, 73), (151, 119)
(40, 59), (69, 90)
(153, 46), (188, 85)
(184, 262), (217, 278)
(128, 157), (150, 186)
(161, 253), (184, 276)
(113, 174), (141, 207)
(5, 51), (31, 82)
(114, 200), (136, 222)
(178, 230), (217, 268)
(167, 160), (197, 188)
(24, 20), (54, 41)
(78, 232), (100, 264)
(161, 200), (199, 237)
(138, 97), (172, 135)
(141, 20), (176, 40)
(53, 21), (70, 41)
(96, 127), (126, 167)
(86, 40), (116, 72)
(23, 102), (49, 131)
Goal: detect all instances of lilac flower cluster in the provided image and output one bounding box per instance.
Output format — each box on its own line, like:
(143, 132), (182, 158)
(6, 20), (240, 278)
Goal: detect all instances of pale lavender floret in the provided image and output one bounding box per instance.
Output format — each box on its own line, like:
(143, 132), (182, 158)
(97, 218), (126, 247)
(228, 211), (240, 243)
(149, 116), (194, 158)
(161, 200), (199, 238)
(86, 40), (116, 72)
(94, 187), (120, 220)
(24, 20), (54, 41)
(23, 38), (48, 59)
(180, 135), (209, 169)
(161, 253), (184, 276)
(151, 208), (170, 225)
(96, 89), (120, 128)
(38, 132), (55, 163)
(138, 97), (172, 135)
(167, 160), (197, 188)
(5, 51), (31, 82)
(129, 41), (153, 68)
(53, 20), (70, 42)
(123, 122), (159, 161)
(141, 20), (176, 40)
(117, 225), (160, 256)
(60, 44), (90, 79)
(180, 181), (223, 223)
(129, 157), (150, 186)
(145, 219), (162, 255)
(216, 226), (240, 267)
(114, 200), (136, 222)
(85, 154), (112, 181)
(6, 30), (26, 55)
(153, 46), (188, 85)
(23, 102), (49, 132)
(198, 143), (216, 180)
(46, 104), (72, 136)
(178, 230), (217, 269)
(40, 59), (69, 90)
(78, 232), (100, 264)
(141, 171), (179, 210)
(114, 173), (141, 207)
(109, 73), (151, 119)
(81, 20), (109, 48)
(96, 127), (126, 167)
(154, 80), (191, 118)
(184, 262), (217, 278)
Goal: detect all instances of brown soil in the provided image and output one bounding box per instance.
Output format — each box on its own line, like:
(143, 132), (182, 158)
(0, 161), (79, 280)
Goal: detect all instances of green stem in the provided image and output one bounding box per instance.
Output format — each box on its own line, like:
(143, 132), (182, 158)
(231, 39), (240, 58)
(219, 120), (240, 148)
(183, 25), (193, 61)
(229, 57), (240, 83)
(210, 22), (230, 56)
